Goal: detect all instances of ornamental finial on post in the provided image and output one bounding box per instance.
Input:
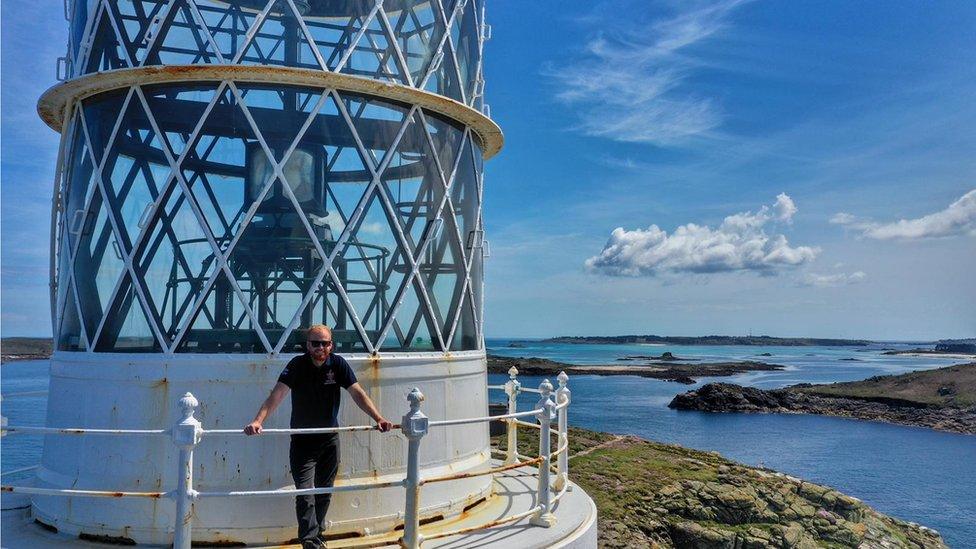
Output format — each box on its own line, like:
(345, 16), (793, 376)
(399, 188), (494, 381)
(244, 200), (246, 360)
(173, 392), (202, 449)
(508, 366), (518, 379)
(178, 392), (199, 423)
(556, 371), (571, 404)
(402, 388), (428, 439)
(536, 379), (556, 423)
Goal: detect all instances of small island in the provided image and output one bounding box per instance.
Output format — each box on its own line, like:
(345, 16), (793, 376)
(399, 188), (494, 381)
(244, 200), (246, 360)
(669, 362), (976, 434)
(545, 334), (872, 346)
(488, 355), (784, 384)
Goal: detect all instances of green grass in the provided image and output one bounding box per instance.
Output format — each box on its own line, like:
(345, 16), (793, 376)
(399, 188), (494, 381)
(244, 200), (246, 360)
(796, 362), (976, 408)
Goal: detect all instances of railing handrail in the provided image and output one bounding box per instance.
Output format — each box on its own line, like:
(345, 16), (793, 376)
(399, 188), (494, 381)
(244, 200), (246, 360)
(0, 369), (573, 549)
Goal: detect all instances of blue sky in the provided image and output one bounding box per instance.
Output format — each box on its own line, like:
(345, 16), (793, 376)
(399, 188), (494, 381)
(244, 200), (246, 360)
(2, 0), (975, 340)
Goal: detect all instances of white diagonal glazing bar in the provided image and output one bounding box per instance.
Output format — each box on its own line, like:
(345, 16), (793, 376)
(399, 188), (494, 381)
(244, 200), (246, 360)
(327, 94), (422, 350)
(78, 89), (146, 348)
(227, 87), (336, 352)
(137, 0), (179, 68)
(109, 81), (229, 350)
(185, 0), (228, 64)
(230, 0), (277, 64)
(133, 85), (272, 353)
(332, 2), (383, 73)
(80, 110), (169, 351)
(102, 0), (138, 68)
(376, 5), (415, 87)
(284, 0), (329, 71)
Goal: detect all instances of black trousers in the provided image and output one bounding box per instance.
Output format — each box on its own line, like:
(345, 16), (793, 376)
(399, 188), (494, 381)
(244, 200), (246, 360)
(289, 434), (339, 543)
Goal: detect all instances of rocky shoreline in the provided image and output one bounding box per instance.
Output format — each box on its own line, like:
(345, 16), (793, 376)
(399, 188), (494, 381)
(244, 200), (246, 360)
(488, 354), (784, 384)
(493, 427), (947, 548)
(668, 362), (976, 435)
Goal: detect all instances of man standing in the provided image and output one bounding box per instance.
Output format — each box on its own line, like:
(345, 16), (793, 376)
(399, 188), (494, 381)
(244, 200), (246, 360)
(245, 324), (393, 549)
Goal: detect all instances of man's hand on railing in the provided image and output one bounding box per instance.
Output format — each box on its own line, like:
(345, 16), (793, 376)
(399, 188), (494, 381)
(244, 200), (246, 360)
(376, 418), (394, 432)
(243, 421), (263, 435)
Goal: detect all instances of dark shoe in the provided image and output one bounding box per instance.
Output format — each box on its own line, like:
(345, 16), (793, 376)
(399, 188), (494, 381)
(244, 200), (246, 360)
(301, 539), (324, 549)
(316, 532), (330, 547)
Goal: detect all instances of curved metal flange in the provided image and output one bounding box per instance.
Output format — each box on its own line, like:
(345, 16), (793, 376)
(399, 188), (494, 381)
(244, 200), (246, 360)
(37, 64), (504, 159)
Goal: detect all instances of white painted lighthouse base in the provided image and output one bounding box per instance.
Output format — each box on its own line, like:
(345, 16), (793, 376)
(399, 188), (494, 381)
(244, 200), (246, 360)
(2, 464), (598, 548)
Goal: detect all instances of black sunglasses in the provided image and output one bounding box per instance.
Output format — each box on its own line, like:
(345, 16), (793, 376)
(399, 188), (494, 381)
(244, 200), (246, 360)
(308, 340), (332, 348)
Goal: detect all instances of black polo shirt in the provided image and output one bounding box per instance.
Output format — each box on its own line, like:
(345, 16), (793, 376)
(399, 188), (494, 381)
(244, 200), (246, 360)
(277, 352), (357, 429)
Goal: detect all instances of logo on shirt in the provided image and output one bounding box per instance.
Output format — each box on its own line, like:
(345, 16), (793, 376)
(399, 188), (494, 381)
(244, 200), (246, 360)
(323, 369), (336, 385)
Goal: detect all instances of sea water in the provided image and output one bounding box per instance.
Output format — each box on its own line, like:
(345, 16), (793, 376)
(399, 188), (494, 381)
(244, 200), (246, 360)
(487, 339), (975, 547)
(2, 343), (974, 545)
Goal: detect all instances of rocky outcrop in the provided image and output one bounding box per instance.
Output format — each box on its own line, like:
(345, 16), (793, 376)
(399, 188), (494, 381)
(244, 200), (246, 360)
(557, 432), (948, 549)
(487, 355), (784, 385)
(668, 382), (976, 435)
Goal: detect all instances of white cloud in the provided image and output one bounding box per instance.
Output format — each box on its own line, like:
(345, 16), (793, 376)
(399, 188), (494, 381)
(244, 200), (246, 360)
(799, 271), (866, 288)
(585, 193), (819, 276)
(548, 1), (748, 145)
(831, 188), (976, 240)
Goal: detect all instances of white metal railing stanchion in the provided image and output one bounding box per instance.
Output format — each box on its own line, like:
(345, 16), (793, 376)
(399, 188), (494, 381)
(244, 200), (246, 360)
(401, 388), (428, 548)
(172, 392), (202, 549)
(503, 366), (521, 464)
(529, 380), (557, 528)
(554, 371), (571, 492)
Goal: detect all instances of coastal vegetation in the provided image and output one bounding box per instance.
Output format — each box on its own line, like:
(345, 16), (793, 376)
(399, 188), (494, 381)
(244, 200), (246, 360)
(492, 427), (947, 548)
(669, 363), (976, 434)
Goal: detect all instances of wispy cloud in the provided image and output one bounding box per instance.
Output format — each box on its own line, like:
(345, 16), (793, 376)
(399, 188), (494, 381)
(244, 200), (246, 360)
(831, 188), (976, 240)
(799, 271), (867, 288)
(548, 0), (747, 146)
(586, 193), (818, 276)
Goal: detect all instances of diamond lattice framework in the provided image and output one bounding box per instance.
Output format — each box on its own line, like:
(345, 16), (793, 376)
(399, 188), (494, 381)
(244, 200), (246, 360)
(70, 0), (487, 108)
(54, 76), (485, 355)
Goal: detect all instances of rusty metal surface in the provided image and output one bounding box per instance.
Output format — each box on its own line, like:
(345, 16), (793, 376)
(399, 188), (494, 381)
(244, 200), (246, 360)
(36, 65), (504, 159)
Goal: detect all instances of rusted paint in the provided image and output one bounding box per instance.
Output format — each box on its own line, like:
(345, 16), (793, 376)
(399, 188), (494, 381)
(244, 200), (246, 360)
(36, 65), (504, 159)
(78, 531), (137, 545)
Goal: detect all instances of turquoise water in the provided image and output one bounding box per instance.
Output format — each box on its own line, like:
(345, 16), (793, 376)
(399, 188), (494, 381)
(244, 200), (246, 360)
(487, 339), (975, 547)
(3, 344), (974, 546)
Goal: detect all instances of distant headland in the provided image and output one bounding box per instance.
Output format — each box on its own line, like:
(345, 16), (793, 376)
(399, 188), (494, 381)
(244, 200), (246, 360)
(544, 334), (873, 346)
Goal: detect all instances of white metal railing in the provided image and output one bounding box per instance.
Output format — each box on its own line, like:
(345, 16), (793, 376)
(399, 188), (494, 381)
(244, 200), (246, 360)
(0, 368), (572, 548)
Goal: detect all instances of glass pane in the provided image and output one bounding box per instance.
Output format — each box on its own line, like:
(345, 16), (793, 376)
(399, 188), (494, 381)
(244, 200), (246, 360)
(94, 275), (160, 352)
(145, 0), (220, 65)
(86, 8), (128, 73)
(195, 0), (256, 62)
(110, 0), (169, 66)
(135, 185), (219, 342)
(340, 92), (409, 168)
(238, 0), (319, 70)
(225, 178), (322, 350)
(333, 189), (402, 349)
(449, 284), (478, 351)
(453, 0), (480, 104)
(179, 85), (262, 245)
(304, 271), (370, 354)
(57, 281), (87, 351)
(384, 0), (445, 84)
(176, 272), (266, 353)
(63, 114), (98, 251)
(73, 189), (126, 339)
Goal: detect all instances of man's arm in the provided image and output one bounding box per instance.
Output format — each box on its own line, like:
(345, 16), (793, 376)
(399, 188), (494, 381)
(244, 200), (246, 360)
(346, 383), (394, 432)
(244, 382), (290, 435)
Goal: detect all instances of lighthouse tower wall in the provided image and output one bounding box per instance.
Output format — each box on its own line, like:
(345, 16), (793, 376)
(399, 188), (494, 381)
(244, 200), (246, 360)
(38, 0), (500, 543)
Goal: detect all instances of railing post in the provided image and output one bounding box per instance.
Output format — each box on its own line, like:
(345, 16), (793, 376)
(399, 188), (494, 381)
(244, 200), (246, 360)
(503, 366), (521, 464)
(530, 380), (557, 527)
(172, 392), (202, 549)
(554, 371), (571, 492)
(401, 388), (428, 548)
